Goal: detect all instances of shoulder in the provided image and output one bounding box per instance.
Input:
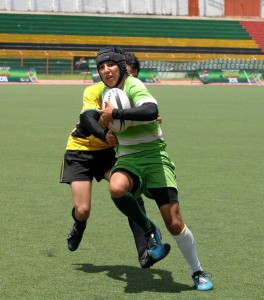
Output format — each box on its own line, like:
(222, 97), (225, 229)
(84, 81), (104, 93)
(125, 75), (147, 90)
(124, 76), (157, 105)
(83, 81), (104, 96)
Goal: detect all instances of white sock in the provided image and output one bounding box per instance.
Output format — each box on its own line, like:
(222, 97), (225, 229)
(173, 225), (202, 275)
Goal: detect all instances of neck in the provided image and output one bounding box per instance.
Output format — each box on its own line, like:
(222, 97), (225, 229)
(116, 74), (127, 89)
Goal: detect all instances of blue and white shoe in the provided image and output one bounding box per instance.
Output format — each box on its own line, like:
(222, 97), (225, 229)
(192, 271), (213, 291)
(147, 226), (165, 260)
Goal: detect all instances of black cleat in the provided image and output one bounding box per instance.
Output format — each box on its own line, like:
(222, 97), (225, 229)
(67, 223), (84, 251)
(139, 243), (171, 269)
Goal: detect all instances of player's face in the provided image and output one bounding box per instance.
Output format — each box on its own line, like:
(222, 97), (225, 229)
(98, 61), (120, 88)
(126, 65), (138, 78)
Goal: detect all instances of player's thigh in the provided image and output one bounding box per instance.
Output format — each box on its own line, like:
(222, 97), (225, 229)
(110, 171), (133, 197)
(71, 181), (92, 211)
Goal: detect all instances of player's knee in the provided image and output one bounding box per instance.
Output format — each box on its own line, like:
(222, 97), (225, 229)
(75, 205), (91, 220)
(109, 180), (128, 198)
(110, 185), (126, 198)
(165, 218), (184, 235)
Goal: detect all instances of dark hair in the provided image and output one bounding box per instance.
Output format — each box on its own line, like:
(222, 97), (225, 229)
(125, 52), (140, 74)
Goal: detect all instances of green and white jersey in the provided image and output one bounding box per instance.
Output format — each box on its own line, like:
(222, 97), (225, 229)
(114, 75), (166, 157)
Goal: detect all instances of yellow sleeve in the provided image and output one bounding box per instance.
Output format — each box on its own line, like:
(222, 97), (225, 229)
(81, 81), (105, 113)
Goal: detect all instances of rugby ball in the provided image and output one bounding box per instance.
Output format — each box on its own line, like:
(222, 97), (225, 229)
(102, 88), (131, 133)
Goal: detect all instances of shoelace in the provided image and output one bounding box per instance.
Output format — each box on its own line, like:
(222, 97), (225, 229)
(193, 271), (212, 282)
(197, 274), (207, 284)
(148, 233), (158, 249)
(68, 225), (81, 238)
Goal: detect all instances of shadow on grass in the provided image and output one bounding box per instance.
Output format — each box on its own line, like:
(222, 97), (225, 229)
(74, 263), (192, 293)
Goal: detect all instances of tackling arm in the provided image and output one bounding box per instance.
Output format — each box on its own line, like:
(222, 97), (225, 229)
(72, 110), (108, 141)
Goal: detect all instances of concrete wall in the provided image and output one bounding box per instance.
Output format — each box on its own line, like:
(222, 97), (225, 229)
(0, 0), (263, 17)
(261, 0), (264, 18)
(0, 0), (187, 15)
(199, 0), (224, 17)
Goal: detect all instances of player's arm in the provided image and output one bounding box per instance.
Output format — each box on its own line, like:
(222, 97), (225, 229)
(101, 101), (158, 123)
(112, 103), (158, 121)
(74, 83), (109, 141)
(73, 110), (107, 141)
(81, 110), (108, 141)
(80, 111), (117, 146)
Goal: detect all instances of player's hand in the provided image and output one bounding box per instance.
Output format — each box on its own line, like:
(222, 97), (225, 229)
(157, 114), (162, 124)
(105, 130), (118, 146)
(100, 101), (114, 124)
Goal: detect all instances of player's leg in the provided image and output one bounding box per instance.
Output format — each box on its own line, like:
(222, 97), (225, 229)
(106, 170), (158, 266)
(71, 180), (92, 221)
(150, 187), (213, 291)
(128, 196), (171, 268)
(67, 148), (115, 252)
(161, 201), (212, 291)
(67, 180), (92, 251)
(107, 167), (160, 267)
(99, 149), (169, 266)
(109, 169), (166, 261)
(158, 196), (202, 274)
(128, 196), (148, 263)
(60, 150), (95, 252)
(108, 164), (170, 267)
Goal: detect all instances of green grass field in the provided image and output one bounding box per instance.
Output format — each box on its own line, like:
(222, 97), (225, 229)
(0, 84), (263, 300)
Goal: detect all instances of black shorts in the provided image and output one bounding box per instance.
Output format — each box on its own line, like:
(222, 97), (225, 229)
(147, 187), (179, 208)
(60, 148), (116, 183)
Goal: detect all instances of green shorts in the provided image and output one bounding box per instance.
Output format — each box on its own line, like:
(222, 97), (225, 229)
(111, 149), (177, 199)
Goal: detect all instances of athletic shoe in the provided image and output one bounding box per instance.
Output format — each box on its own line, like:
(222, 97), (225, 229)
(139, 243), (171, 269)
(192, 271), (213, 291)
(67, 223), (85, 251)
(147, 225), (165, 260)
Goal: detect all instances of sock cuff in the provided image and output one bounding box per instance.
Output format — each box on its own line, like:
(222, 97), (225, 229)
(179, 224), (187, 236)
(172, 224), (187, 241)
(71, 207), (87, 225)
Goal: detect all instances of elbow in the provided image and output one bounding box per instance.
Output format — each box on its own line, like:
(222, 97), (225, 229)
(148, 104), (159, 120)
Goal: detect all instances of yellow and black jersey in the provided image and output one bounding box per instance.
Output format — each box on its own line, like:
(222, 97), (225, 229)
(65, 82), (111, 151)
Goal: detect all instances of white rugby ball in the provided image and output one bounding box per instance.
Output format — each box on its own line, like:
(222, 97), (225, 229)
(102, 88), (131, 133)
